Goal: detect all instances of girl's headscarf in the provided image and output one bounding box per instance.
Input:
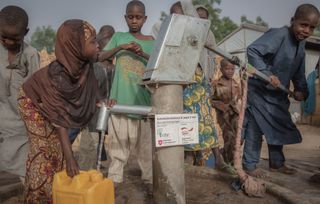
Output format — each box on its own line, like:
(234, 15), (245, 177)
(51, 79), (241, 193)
(23, 19), (99, 128)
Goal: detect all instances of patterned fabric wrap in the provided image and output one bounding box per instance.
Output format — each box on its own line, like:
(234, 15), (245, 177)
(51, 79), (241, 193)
(18, 88), (64, 204)
(184, 66), (219, 153)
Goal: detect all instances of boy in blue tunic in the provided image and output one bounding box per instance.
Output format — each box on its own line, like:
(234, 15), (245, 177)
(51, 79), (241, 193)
(242, 4), (319, 178)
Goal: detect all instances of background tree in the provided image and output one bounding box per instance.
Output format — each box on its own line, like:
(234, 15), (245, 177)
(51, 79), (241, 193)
(30, 26), (56, 54)
(240, 15), (254, 24)
(255, 16), (268, 28)
(214, 17), (238, 42)
(192, 0), (237, 42)
(241, 15), (268, 28)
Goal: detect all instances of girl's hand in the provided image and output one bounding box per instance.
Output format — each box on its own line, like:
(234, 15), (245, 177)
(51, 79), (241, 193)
(96, 99), (117, 107)
(96, 99), (106, 107)
(56, 127), (80, 178)
(107, 99), (117, 107)
(65, 154), (79, 177)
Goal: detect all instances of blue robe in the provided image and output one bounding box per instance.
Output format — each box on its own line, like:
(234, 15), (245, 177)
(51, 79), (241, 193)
(245, 26), (308, 145)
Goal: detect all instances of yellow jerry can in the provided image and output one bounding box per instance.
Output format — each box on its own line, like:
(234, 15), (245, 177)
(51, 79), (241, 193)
(53, 170), (114, 204)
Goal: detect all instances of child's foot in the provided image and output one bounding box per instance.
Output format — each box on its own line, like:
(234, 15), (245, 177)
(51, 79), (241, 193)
(245, 168), (268, 178)
(217, 163), (237, 175)
(269, 165), (297, 175)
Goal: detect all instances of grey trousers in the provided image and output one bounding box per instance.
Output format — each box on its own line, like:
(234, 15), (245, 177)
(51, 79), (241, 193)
(107, 114), (152, 183)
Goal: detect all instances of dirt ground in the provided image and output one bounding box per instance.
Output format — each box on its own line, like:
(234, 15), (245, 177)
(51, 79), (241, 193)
(259, 125), (320, 204)
(3, 125), (320, 204)
(261, 125), (320, 165)
(115, 124), (320, 204)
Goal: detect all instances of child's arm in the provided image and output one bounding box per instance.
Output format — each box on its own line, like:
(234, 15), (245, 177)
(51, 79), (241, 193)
(135, 35), (154, 60)
(248, 29), (283, 75)
(99, 41), (148, 61)
(130, 42), (151, 60)
(98, 43), (137, 62)
(292, 57), (309, 101)
(210, 80), (228, 112)
(57, 126), (79, 177)
(137, 51), (150, 60)
(211, 99), (228, 112)
(247, 28), (285, 88)
(98, 47), (121, 62)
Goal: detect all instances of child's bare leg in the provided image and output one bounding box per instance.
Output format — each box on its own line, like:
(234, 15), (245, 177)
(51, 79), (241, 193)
(212, 147), (224, 168)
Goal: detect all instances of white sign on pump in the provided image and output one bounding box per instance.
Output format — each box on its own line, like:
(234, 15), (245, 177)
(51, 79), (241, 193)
(155, 114), (199, 147)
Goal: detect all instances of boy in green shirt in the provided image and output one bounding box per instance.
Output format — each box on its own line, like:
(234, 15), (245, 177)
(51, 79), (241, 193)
(99, 0), (154, 184)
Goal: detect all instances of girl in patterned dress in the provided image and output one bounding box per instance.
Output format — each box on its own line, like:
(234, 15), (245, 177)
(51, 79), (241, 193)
(18, 19), (100, 203)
